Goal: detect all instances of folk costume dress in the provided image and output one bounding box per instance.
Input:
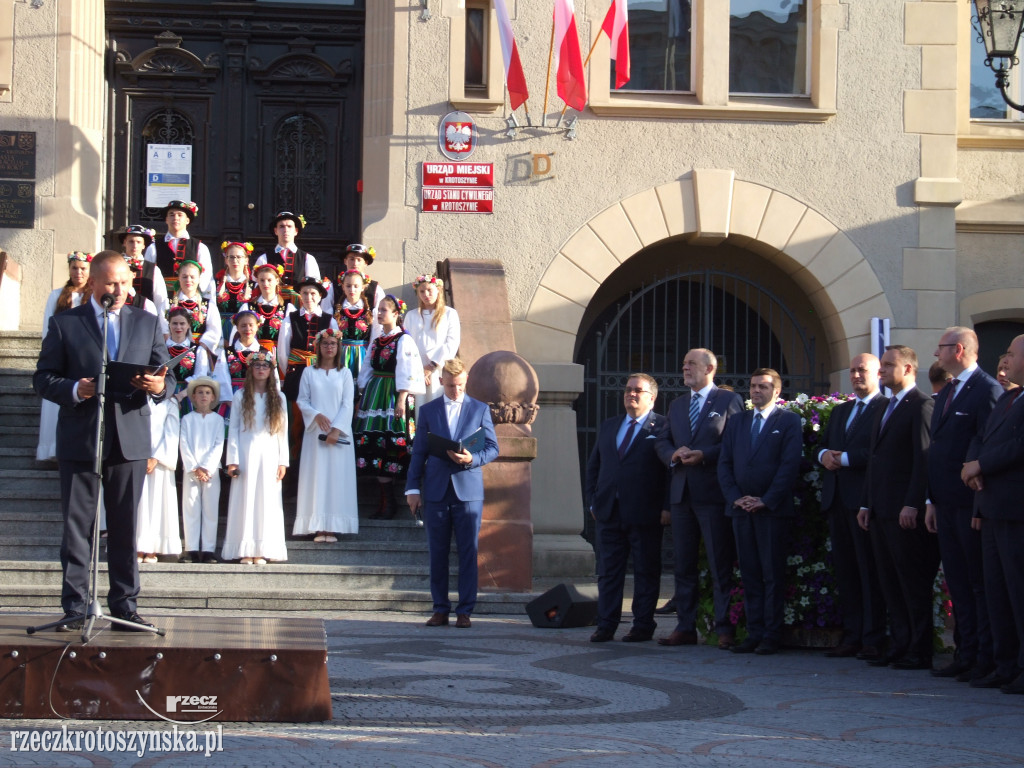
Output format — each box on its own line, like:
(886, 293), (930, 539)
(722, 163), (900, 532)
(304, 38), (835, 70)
(145, 232), (214, 299)
(215, 271), (253, 346)
(135, 398), (182, 557)
(294, 366), (358, 536)
(126, 255), (169, 326)
(170, 291), (222, 356)
(403, 306), (461, 403)
(222, 389), (289, 561)
(355, 328), (425, 477)
(335, 299), (376, 385)
(166, 337), (210, 416)
(277, 308), (340, 402)
(180, 409), (226, 555)
(245, 297), (293, 356)
(36, 288), (85, 460)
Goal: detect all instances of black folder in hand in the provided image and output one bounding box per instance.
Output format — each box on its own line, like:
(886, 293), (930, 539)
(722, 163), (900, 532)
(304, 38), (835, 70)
(426, 426), (488, 458)
(106, 347), (186, 396)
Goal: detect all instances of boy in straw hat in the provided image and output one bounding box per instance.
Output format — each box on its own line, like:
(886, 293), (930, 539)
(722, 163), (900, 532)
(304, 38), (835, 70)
(179, 376), (226, 564)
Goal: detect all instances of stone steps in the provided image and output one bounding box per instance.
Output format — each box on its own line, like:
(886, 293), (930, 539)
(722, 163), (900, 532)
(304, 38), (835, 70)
(0, 332), (43, 370)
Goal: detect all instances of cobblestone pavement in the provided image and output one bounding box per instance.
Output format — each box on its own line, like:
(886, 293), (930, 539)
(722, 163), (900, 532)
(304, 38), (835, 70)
(2, 610), (1023, 767)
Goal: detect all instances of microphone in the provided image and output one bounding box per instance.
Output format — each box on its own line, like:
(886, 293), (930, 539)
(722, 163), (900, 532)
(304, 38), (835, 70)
(100, 293), (116, 309)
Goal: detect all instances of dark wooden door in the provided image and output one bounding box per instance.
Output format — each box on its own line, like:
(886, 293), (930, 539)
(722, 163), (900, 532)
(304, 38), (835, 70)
(105, 1), (364, 279)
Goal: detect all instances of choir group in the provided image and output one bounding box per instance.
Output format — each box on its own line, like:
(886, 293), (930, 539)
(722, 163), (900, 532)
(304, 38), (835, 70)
(36, 201), (461, 565)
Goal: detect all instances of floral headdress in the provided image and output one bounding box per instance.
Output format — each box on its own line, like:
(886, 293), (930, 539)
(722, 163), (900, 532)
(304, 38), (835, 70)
(412, 274), (443, 288)
(383, 294), (407, 316)
(67, 251), (92, 263)
(119, 225), (156, 246)
(232, 309), (260, 327)
(339, 269), (368, 283)
(250, 349), (275, 366)
(253, 263), (285, 279)
(178, 258), (205, 274)
(221, 241), (254, 255)
(315, 328), (343, 344)
(345, 243), (376, 264)
(165, 200), (199, 220)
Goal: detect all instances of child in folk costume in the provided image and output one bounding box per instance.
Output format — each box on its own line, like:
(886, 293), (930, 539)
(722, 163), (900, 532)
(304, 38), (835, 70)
(222, 310), (266, 394)
(215, 240), (254, 343)
(355, 296), (425, 519)
(246, 263), (294, 355)
(252, 211), (328, 308)
(333, 269), (377, 387)
(335, 243), (385, 318)
(404, 274), (461, 404)
(120, 225), (169, 323)
(144, 200), (214, 299)
(136, 395), (181, 564)
(179, 377), (225, 564)
(166, 306), (213, 416)
(295, 329), (358, 540)
(37, 252), (91, 461)
(169, 259), (222, 353)
(222, 349), (289, 564)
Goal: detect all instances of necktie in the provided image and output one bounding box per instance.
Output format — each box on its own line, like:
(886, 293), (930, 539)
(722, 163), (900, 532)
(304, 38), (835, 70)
(104, 312), (118, 361)
(846, 401), (864, 434)
(881, 395), (898, 426)
(447, 399), (460, 435)
(1005, 388), (1023, 413)
(689, 393), (701, 433)
(750, 412), (763, 449)
(942, 378), (960, 417)
(617, 418), (637, 459)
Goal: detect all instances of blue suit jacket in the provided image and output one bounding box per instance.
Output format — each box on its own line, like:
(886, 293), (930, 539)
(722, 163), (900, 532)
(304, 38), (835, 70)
(928, 367), (1001, 508)
(718, 407), (803, 517)
(818, 393), (886, 511)
(586, 411), (668, 526)
(406, 395), (499, 503)
(655, 386), (744, 506)
(861, 388), (933, 519)
(34, 302), (171, 462)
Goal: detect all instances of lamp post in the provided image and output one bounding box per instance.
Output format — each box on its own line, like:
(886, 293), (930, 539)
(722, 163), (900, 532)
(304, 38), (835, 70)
(972, 0), (1024, 113)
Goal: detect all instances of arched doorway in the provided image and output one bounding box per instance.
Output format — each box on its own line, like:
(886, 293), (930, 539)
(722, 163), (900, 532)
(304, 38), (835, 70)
(574, 242), (831, 539)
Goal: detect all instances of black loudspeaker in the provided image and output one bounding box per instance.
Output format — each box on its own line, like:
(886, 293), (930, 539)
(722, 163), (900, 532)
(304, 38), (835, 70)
(526, 583), (599, 628)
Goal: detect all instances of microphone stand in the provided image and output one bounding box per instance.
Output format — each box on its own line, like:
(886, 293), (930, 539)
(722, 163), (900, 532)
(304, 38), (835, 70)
(28, 297), (165, 640)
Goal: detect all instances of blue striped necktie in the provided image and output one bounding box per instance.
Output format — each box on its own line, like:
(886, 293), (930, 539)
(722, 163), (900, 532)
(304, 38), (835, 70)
(689, 393), (701, 433)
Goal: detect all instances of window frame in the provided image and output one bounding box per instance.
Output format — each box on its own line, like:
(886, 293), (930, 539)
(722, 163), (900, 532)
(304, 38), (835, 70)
(447, 0), (505, 113)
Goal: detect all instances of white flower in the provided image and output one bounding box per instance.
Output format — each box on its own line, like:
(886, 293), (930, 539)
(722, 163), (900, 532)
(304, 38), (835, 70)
(812, 562), (825, 572)
(796, 393), (809, 404)
(800, 597), (810, 607)
(819, 587), (829, 595)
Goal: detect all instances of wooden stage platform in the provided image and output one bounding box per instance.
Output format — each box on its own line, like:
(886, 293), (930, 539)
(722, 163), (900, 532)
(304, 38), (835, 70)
(0, 614), (331, 722)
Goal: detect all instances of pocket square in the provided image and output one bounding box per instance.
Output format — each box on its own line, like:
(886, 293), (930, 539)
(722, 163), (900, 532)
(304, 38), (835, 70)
(955, 412), (969, 416)
(771, 429), (780, 434)
(708, 412), (721, 418)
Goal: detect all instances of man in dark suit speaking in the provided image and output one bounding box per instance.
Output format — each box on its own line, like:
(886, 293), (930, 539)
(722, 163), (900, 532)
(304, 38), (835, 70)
(718, 367), (802, 655)
(586, 373), (668, 643)
(34, 250), (172, 632)
(406, 358), (499, 629)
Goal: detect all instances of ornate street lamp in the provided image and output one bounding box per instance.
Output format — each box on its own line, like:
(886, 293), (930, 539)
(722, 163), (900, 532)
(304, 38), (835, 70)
(972, 0), (1024, 112)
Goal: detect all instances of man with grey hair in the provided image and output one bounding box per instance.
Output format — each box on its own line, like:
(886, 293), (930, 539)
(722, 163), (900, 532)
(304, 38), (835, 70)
(927, 326), (1001, 682)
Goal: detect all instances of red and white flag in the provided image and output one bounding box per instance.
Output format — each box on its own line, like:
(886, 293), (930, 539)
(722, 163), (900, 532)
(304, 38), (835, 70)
(553, 0), (587, 112)
(494, 0), (529, 110)
(601, 0), (630, 89)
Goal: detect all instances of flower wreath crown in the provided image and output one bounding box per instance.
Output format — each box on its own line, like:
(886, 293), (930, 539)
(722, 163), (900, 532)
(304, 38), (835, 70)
(412, 274), (443, 288)
(250, 349), (275, 365)
(339, 269), (369, 283)
(315, 328), (343, 344)
(67, 251), (93, 263)
(384, 295), (408, 315)
(221, 241), (254, 255)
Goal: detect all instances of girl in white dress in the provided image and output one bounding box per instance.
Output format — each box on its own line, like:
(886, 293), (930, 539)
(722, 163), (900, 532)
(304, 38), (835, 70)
(179, 376), (225, 563)
(294, 328), (358, 540)
(403, 274), (461, 404)
(222, 349), (289, 564)
(136, 397), (182, 563)
(37, 252), (91, 460)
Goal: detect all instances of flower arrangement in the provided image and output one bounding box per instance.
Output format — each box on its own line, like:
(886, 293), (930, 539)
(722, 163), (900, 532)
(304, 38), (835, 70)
(67, 251), (92, 262)
(412, 274), (443, 288)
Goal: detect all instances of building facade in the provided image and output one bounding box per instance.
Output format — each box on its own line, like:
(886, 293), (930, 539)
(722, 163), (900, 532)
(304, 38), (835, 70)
(2, 0), (1022, 574)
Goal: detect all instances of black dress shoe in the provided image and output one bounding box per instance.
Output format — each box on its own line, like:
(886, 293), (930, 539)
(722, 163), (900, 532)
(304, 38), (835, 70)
(1000, 672), (1024, 694)
(654, 599), (677, 615)
(754, 639), (780, 655)
(590, 627), (615, 643)
(856, 646), (883, 661)
(867, 651), (903, 667)
(56, 612), (84, 633)
(111, 612), (156, 632)
(891, 655), (932, 670)
(931, 658), (973, 678)
(971, 669), (1018, 689)
(202, 552), (219, 564)
(960, 663), (995, 683)
(621, 629), (654, 642)
(731, 637), (761, 654)
(825, 644), (861, 658)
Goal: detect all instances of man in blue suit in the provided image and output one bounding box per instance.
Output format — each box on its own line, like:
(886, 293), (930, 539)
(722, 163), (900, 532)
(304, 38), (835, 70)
(655, 349), (743, 648)
(718, 367), (802, 655)
(962, 334), (1024, 693)
(927, 327), (1001, 682)
(406, 358), (499, 628)
(34, 251), (172, 632)
(586, 373), (668, 643)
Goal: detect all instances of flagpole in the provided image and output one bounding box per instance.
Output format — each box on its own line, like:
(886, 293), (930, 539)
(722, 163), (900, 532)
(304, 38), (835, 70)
(557, 30), (602, 126)
(542, 15), (556, 127)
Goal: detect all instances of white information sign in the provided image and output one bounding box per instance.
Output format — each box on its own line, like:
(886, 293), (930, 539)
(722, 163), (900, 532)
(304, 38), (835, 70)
(146, 144), (192, 208)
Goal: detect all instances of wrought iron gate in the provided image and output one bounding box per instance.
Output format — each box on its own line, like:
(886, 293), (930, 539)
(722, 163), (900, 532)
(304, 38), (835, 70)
(576, 269), (828, 534)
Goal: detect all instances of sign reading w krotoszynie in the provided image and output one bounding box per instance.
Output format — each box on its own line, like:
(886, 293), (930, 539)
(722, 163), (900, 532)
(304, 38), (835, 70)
(421, 162), (494, 214)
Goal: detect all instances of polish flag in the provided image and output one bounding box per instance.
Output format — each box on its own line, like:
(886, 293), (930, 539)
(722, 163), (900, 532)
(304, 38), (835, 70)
(601, 0), (630, 89)
(495, 0), (530, 110)
(553, 0), (587, 112)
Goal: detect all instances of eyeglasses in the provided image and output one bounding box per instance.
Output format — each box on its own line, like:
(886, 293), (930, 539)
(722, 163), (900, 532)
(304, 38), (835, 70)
(624, 388), (652, 395)
(250, 362), (272, 369)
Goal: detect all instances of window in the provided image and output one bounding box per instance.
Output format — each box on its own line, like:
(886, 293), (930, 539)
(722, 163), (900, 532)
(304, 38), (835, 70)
(729, 0), (808, 96)
(465, 4), (488, 93)
(969, 31), (1023, 121)
(613, 1), (693, 93)
(446, 0), (504, 112)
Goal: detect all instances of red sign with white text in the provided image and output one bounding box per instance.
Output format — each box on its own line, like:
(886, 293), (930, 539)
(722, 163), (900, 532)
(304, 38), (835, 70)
(421, 187), (494, 214)
(421, 163), (494, 188)
(421, 162), (494, 214)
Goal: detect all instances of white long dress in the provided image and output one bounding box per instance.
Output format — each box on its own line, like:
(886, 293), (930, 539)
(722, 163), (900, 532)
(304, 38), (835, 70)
(294, 366), (358, 535)
(135, 399), (182, 555)
(403, 306), (461, 403)
(36, 288), (85, 460)
(222, 389), (289, 561)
